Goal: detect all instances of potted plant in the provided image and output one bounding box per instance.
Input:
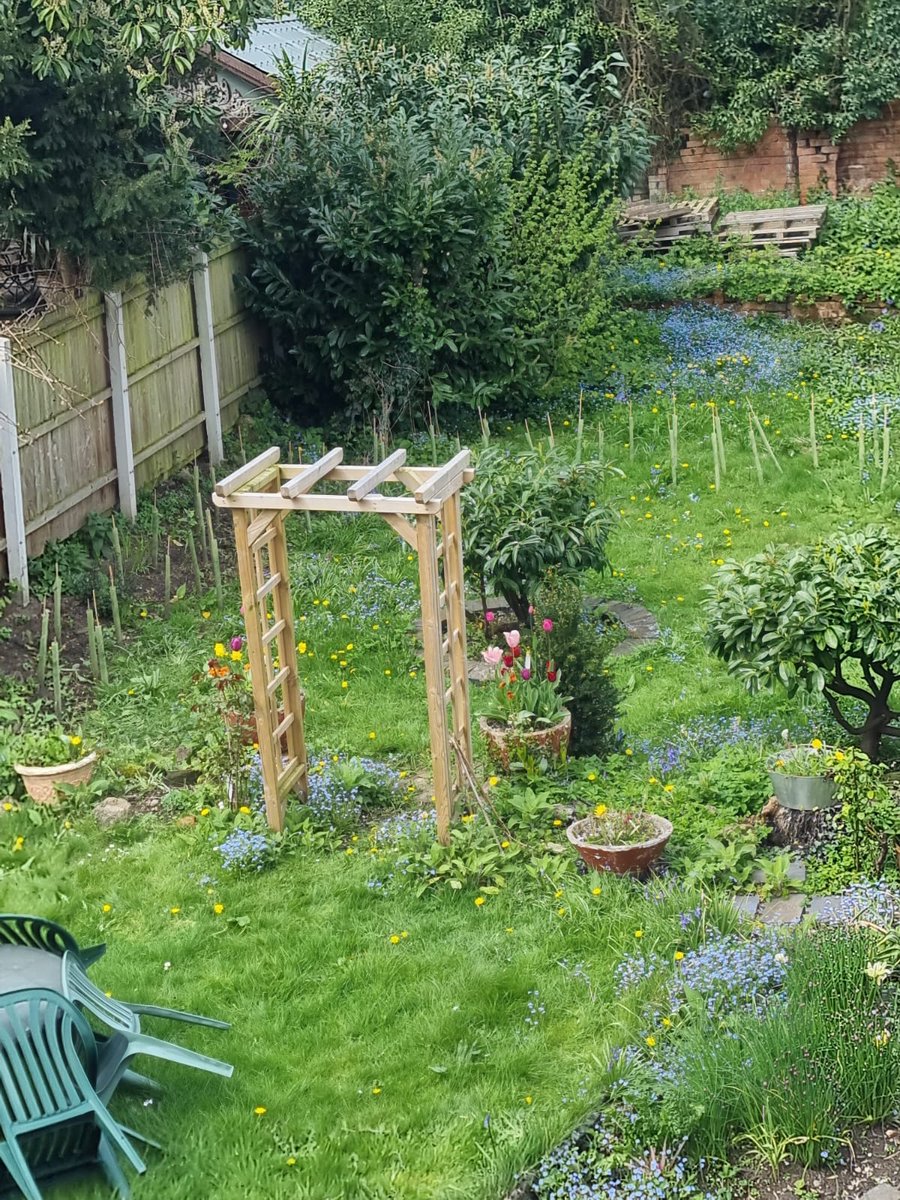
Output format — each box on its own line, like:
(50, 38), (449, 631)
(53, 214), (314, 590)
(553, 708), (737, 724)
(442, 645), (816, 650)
(14, 731), (96, 804)
(477, 628), (571, 769)
(567, 805), (673, 876)
(766, 739), (841, 811)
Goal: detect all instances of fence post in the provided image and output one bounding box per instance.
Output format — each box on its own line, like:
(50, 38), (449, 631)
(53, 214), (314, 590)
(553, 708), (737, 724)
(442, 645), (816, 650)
(103, 290), (137, 521)
(192, 251), (224, 465)
(0, 338), (29, 604)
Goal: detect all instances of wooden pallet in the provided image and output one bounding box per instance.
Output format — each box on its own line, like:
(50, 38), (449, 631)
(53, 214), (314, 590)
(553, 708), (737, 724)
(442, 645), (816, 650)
(618, 197), (718, 249)
(717, 205), (826, 256)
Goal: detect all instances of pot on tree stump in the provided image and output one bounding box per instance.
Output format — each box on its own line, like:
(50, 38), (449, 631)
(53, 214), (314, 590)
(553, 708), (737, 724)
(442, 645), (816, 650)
(767, 751), (838, 811)
(479, 711), (572, 771)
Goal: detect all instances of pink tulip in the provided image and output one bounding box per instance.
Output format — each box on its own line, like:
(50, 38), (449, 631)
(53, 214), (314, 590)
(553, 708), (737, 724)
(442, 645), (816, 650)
(542, 618), (554, 632)
(485, 611), (495, 623)
(481, 646), (502, 666)
(231, 636), (243, 652)
(528, 605), (535, 615)
(504, 630), (521, 649)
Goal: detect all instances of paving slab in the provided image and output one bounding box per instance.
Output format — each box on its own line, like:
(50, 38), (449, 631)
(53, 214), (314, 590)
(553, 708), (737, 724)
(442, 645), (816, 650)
(759, 894), (807, 924)
(731, 895), (760, 920)
(806, 895), (846, 922)
(860, 1184), (900, 1200)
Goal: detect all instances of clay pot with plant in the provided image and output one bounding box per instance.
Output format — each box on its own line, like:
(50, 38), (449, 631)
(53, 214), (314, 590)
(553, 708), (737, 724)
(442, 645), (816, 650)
(14, 730), (96, 805)
(477, 623), (572, 769)
(567, 805), (672, 876)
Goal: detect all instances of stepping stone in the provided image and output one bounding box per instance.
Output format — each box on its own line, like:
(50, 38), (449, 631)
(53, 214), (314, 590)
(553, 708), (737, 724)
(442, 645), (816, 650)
(806, 895), (845, 923)
(759, 895), (806, 925)
(731, 895), (760, 920)
(860, 1185), (900, 1200)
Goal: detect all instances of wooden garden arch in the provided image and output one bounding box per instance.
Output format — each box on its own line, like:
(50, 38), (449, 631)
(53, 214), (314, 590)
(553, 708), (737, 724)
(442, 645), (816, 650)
(212, 446), (474, 845)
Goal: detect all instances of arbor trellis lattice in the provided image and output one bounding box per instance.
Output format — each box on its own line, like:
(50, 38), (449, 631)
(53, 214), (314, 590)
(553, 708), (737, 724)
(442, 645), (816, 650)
(213, 446), (474, 845)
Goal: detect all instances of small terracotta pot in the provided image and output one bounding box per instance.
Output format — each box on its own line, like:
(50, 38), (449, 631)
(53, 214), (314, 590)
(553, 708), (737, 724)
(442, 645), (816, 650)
(14, 752), (98, 805)
(479, 711), (572, 771)
(567, 813), (673, 876)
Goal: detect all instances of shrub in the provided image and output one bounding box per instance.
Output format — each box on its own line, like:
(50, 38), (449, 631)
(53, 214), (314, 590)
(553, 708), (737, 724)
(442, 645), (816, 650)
(462, 446), (617, 623)
(534, 573), (619, 758)
(239, 41), (649, 426)
(706, 526), (900, 761)
(241, 78), (524, 425)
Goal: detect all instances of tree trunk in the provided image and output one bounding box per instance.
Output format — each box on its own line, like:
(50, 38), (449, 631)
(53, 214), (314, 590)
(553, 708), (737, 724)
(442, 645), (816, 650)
(503, 590), (531, 627)
(860, 717), (884, 761)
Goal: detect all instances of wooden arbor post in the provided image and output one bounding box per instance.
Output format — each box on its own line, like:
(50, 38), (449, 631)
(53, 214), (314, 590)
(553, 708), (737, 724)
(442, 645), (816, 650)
(213, 446), (474, 844)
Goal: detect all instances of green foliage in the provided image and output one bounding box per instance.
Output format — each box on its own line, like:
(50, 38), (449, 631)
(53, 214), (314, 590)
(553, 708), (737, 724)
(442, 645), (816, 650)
(811, 749), (900, 884)
(507, 154), (627, 397)
(462, 445), (616, 622)
(0, 0), (253, 286)
(530, 573), (619, 756)
(13, 728), (87, 768)
(238, 41), (648, 424)
(706, 526), (900, 760)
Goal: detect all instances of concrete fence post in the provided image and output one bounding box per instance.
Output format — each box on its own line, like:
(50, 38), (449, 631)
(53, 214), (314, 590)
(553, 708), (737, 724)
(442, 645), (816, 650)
(192, 251), (224, 465)
(0, 338), (29, 604)
(103, 290), (137, 521)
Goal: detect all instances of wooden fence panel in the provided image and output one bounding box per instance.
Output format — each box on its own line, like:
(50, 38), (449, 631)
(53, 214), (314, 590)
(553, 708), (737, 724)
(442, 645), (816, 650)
(209, 245), (263, 428)
(124, 277), (204, 488)
(0, 242), (267, 586)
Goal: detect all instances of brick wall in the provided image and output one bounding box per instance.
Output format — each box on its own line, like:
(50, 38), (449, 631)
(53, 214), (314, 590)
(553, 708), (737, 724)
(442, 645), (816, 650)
(653, 104), (900, 199)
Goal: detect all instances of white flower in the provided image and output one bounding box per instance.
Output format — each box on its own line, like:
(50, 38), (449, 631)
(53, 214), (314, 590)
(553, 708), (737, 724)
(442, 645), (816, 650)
(865, 961), (891, 985)
(774, 952), (788, 965)
(163, 961), (172, 972)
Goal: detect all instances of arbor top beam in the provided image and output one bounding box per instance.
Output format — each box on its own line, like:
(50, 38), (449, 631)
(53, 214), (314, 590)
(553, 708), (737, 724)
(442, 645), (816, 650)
(213, 446), (474, 516)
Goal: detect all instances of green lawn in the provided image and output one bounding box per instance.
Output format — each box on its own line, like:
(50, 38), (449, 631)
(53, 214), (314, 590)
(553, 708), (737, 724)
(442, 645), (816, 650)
(3, 303), (899, 1197)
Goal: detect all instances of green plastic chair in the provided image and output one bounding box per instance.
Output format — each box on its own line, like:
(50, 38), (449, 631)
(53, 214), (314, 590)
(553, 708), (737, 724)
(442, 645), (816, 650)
(0, 915), (105, 969)
(0, 989), (146, 1199)
(61, 955), (234, 1102)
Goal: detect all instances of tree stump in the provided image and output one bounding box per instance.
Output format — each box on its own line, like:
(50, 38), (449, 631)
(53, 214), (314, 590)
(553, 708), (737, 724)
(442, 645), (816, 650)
(761, 796), (831, 850)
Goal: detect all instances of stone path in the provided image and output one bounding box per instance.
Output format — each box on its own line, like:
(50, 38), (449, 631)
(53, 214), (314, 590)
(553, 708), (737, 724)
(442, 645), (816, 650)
(732, 857), (866, 925)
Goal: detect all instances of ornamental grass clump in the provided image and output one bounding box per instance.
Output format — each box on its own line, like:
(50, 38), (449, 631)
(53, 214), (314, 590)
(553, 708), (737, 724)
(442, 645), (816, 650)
(578, 808), (658, 847)
(479, 627), (570, 730)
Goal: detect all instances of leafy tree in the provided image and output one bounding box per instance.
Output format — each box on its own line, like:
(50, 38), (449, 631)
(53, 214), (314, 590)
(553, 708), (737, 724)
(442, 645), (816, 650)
(462, 445), (617, 624)
(0, 0), (256, 287)
(706, 527), (900, 761)
(237, 41), (647, 425)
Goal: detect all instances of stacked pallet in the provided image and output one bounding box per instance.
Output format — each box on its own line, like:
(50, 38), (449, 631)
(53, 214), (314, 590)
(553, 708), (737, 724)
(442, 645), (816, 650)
(717, 205), (827, 256)
(617, 197), (719, 249)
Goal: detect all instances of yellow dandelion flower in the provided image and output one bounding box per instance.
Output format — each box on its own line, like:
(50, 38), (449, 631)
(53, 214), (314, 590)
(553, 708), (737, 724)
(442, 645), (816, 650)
(674, 950), (685, 961)
(214, 903), (224, 915)
(474, 896), (486, 907)
(254, 1106), (267, 1116)
(592, 887), (602, 896)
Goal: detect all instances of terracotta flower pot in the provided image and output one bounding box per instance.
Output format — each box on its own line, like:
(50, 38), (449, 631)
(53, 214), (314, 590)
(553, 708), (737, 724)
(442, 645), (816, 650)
(14, 752), (98, 806)
(566, 812), (673, 876)
(479, 711), (572, 771)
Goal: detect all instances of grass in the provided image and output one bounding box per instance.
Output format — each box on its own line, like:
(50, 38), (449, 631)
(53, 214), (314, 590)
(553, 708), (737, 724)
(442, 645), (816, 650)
(3, 303), (900, 1196)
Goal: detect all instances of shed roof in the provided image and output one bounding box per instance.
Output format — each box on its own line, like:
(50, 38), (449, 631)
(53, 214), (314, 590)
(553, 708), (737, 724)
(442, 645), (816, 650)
(220, 17), (334, 86)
